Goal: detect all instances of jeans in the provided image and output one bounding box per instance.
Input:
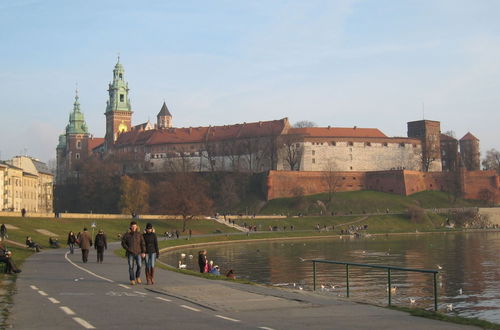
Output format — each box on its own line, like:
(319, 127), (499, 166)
(127, 253), (142, 281)
(68, 243), (74, 254)
(144, 252), (156, 271)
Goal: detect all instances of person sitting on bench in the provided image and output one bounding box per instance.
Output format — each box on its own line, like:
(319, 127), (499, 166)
(26, 236), (41, 252)
(49, 237), (60, 248)
(0, 243), (21, 274)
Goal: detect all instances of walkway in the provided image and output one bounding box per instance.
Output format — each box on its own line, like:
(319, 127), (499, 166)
(10, 243), (478, 329)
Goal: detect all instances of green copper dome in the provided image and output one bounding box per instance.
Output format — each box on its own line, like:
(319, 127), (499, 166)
(66, 90), (89, 135)
(106, 57), (132, 113)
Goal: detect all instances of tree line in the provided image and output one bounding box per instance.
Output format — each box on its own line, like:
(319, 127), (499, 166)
(55, 157), (266, 230)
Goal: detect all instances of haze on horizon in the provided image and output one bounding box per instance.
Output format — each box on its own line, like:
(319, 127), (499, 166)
(1, 0), (499, 164)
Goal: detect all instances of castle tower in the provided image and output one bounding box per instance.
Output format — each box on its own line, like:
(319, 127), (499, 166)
(407, 120), (442, 172)
(459, 132), (480, 171)
(105, 57), (132, 148)
(157, 101), (172, 129)
(56, 89), (90, 183)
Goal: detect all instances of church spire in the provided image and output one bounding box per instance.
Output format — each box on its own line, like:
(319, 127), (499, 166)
(106, 57), (132, 113)
(66, 88), (88, 134)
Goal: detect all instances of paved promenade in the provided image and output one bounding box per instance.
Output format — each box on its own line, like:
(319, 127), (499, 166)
(11, 243), (478, 329)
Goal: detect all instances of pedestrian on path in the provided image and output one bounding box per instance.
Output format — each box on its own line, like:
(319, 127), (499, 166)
(94, 229), (107, 263)
(143, 223), (159, 284)
(77, 228), (92, 263)
(0, 224), (7, 241)
(67, 231), (76, 254)
(121, 221), (146, 285)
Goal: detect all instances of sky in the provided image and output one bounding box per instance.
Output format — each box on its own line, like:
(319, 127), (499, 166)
(0, 0), (499, 163)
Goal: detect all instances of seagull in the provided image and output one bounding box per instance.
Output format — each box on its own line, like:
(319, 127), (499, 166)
(458, 288), (463, 295)
(180, 253), (186, 259)
(188, 254), (193, 259)
(178, 260), (187, 269)
(362, 250), (366, 254)
(437, 265), (443, 270)
(298, 257), (307, 262)
(446, 303), (453, 312)
(320, 284), (325, 290)
(293, 283), (296, 287)
(298, 286), (303, 290)
(410, 298), (416, 304)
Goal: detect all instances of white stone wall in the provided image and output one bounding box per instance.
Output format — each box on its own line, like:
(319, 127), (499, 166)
(278, 141), (425, 172)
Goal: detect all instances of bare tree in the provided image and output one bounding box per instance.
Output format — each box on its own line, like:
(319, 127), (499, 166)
(293, 120), (317, 128)
(322, 159), (341, 202)
(155, 173), (213, 232)
(279, 134), (303, 171)
(482, 148), (500, 173)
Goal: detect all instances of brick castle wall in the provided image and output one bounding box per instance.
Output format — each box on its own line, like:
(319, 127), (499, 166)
(267, 170), (500, 203)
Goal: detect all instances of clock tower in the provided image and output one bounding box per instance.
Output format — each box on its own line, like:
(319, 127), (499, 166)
(105, 56), (133, 149)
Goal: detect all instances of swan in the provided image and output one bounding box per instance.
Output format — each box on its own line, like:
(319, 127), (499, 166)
(437, 264), (443, 270)
(446, 303), (453, 312)
(178, 260), (187, 269)
(410, 298), (416, 304)
(458, 288), (463, 295)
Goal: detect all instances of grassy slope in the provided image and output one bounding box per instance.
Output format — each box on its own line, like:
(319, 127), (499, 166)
(260, 190), (486, 215)
(0, 217), (238, 251)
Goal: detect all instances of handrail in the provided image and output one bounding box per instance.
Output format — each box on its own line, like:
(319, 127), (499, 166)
(311, 259), (439, 311)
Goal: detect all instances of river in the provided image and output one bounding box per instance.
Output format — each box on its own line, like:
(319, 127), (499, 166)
(161, 231), (500, 323)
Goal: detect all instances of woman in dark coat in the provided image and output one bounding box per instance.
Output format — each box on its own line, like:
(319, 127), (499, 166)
(198, 250), (208, 273)
(94, 230), (107, 263)
(143, 223), (159, 284)
(67, 231), (76, 254)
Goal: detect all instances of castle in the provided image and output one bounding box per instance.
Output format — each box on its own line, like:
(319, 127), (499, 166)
(56, 59), (488, 199)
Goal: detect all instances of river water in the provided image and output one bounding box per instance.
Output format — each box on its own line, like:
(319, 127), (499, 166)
(161, 231), (500, 323)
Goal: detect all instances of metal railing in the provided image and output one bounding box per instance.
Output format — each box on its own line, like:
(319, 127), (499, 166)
(311, 259), (439, 311)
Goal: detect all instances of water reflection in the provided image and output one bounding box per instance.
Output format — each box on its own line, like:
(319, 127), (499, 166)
(161, 231), (500, 323)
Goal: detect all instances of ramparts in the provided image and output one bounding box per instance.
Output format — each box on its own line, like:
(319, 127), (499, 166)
(267, 169), (500, 203)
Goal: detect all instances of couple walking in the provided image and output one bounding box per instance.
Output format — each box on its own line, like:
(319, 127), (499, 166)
(121, 221), (159, 285)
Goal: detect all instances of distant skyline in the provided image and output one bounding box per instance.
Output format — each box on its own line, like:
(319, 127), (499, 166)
(1, 0), (499, 163)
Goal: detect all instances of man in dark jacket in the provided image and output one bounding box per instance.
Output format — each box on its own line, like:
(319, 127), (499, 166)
(77, 228), (92, 263)
(121, 221), (146, 285)
(94, 229), (107, 264)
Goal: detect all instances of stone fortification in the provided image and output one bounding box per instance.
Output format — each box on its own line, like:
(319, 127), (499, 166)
(267, 170), (500, 203)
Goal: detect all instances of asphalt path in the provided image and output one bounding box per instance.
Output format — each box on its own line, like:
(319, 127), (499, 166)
(11, 243), (479, 330)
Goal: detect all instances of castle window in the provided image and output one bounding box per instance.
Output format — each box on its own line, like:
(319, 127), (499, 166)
(76, 140), (81, 149)
(348, 141), (353, 146)
(399, 143), (405, 147)
(383, 142), (388, 147)
(350, 166), (353, 170)
(119, 73), (123, 79)
(331, 141), (336, 146)
(312, 158), (316, 164)
(312, 150), (315, 156)
(365, 142), (371, 147)
(75, 153), (80, 160)
(413, 144), (417, 148)
(120, 94), (124, 102)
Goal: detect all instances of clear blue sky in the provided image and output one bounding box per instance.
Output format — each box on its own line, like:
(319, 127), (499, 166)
(1, 0), (499, 163)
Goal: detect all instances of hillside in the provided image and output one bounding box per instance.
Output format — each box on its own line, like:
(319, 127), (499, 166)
(260, 190), (487, 215)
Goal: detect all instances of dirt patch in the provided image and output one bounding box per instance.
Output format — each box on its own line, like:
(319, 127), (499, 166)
(3, 225), (19, 230)
(35, 229), (58, 237)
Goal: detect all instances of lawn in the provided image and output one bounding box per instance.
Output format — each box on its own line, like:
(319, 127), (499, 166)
(0, 216), (238, 250)
(260, 190), (487, 215)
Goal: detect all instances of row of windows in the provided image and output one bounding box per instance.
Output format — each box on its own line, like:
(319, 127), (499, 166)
(310, 141), (417, 148)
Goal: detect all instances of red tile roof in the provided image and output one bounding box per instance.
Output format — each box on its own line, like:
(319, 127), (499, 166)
(460, 132), (479, 141)
(287, 127), (387, 138)
(440, 133), (457, 141)
(114, 119), (288, 146)
(88, 137), (104, 152)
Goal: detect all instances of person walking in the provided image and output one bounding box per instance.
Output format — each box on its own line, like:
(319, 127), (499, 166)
(94, 229), (107, 263)
(67, 231), (76, 254)
(121, 221), (146, 285)
(77, 228), (92, 263)
(143, 223), (159, 284)
(0, 224), (7, 242)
